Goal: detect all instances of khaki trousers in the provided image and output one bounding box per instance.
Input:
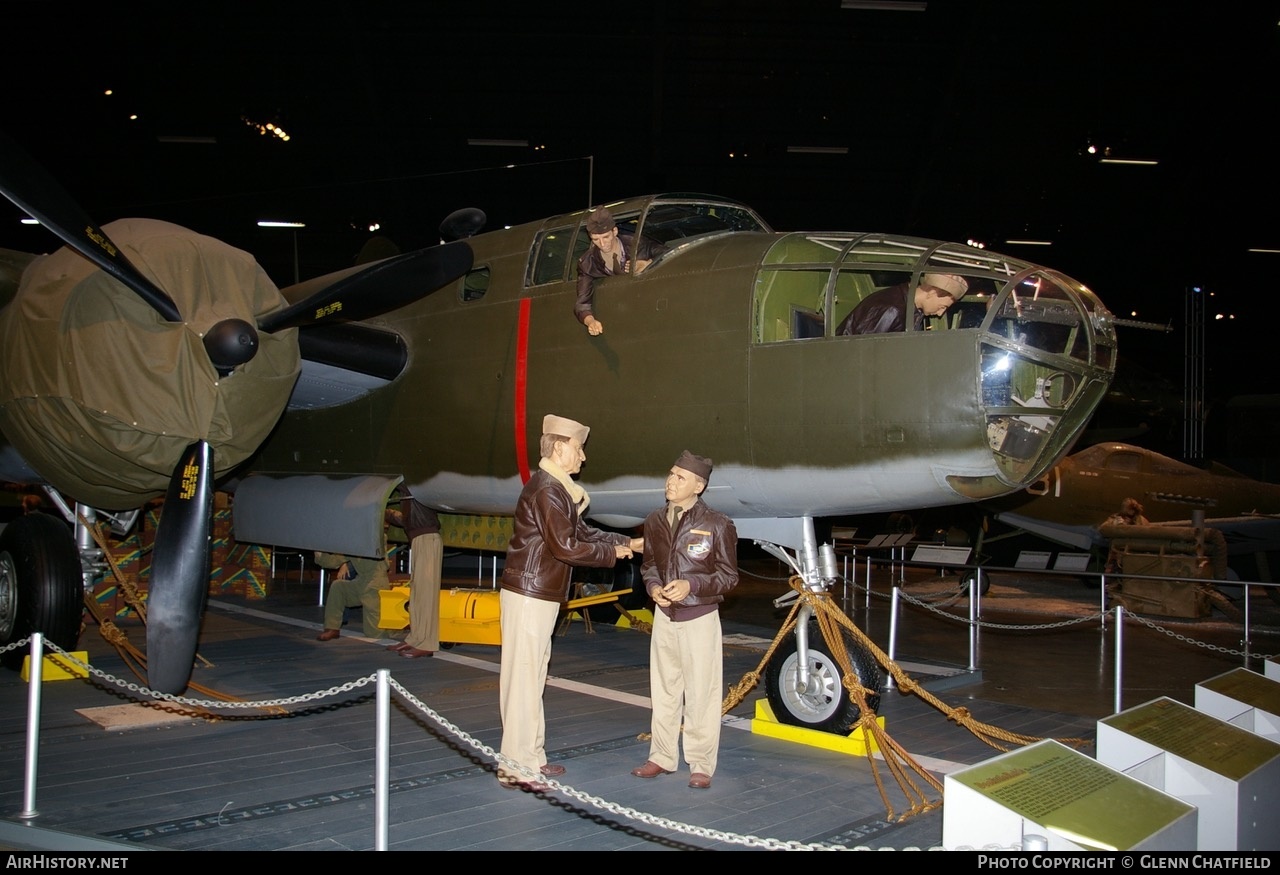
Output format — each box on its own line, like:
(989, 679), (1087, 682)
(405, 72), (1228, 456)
(498, 588), (560, 781)
(322, 577), (384, 638)
(405, 532), (442, 650)
(646, 608), (723, 776)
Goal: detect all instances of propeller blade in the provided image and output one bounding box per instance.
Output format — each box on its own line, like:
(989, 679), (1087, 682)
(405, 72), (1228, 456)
(146, 440), (214, 694)
(258, 240), (473, 333)
(0, 130), (182, 322)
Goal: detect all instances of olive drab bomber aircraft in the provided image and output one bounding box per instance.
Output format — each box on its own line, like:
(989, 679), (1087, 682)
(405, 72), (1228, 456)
(0, 132), (1118, 733)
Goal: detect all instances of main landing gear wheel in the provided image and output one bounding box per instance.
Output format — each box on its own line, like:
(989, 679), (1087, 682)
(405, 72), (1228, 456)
(764, 618), (884, 735)
(960, 569), (991, 596)
(0, 513), (84, 670)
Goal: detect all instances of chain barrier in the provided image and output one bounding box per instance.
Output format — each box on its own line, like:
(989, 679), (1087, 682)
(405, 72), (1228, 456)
(893, 587), (1106, 632)
(847, 564), (1280, 653)
(1125, 612), (1279, 661)
(387, 677), (927, 851)
(738, 565), (791, 583)
(9, 553), (1274, 851)
(7, 634), (938, 850)
(11, 637), (377, 709)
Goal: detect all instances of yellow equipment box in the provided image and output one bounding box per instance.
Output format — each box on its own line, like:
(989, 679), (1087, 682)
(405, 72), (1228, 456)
(440, 588), (503, 646)
(378, 585), (502, 645)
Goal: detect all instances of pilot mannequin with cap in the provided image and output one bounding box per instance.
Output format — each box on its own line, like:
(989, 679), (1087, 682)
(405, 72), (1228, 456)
(575, 206), (667, 336)
(631, 450), (738, 791)
(497, 414), (643, 791)
(836, 272), (970, 336)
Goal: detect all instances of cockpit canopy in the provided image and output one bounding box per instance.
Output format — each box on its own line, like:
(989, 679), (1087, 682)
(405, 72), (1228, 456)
(524, 194), (770, 288)
(753, 231), (1117, 486)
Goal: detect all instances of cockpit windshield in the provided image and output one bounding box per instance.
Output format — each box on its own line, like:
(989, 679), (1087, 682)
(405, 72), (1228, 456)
(637, 199), (770, 245)
(752, 232), (1117, 485)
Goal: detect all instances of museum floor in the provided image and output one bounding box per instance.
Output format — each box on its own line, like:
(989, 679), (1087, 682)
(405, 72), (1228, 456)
(2, 556), (1276, 851)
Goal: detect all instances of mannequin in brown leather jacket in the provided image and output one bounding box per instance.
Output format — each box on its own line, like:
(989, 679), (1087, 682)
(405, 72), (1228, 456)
(497, 414), (642, 791)
(630, 450), (737, 790)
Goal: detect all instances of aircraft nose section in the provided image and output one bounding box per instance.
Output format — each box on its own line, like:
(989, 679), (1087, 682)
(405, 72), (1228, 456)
(971, 269), (1117, 491)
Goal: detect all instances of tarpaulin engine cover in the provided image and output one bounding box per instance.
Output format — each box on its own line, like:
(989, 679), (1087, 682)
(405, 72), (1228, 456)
(0, 219), (300, 509)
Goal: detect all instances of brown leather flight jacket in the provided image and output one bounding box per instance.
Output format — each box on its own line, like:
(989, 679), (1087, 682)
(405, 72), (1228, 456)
(641, 499), (739, 621)
(501, 469), (629, 603)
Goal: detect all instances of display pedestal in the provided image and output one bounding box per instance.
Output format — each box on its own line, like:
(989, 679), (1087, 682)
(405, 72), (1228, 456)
(1096, 697), (1280, 851)
(943, 739), (1195, 851)
(1195, 667), (1280, 741)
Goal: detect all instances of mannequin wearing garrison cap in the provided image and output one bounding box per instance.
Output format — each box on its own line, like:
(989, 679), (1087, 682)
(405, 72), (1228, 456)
(836, 272), (970, 336)
(631, 450), (738, 791)
(575, 206), (667, 336)
(496, 414), (643, 791)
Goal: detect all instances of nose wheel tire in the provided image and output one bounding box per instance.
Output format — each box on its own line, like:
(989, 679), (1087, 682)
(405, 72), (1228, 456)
(764, 618), (883, 735)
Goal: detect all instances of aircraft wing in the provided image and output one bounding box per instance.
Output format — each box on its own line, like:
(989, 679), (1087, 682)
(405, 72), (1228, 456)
(1157, 514), (1280, 555)
(995, 510), (1280, 556)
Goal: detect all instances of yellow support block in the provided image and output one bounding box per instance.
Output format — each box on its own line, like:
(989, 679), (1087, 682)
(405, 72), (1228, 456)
(378, 585), (411, 629)
(615, 607), (653, 630)
(21, 651), (90, 682)
(751, 698), (884, 755)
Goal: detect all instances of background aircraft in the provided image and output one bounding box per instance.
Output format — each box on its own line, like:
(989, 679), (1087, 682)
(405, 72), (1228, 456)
(980, 442), (1280, 578)
(0, 136), (1118, 737)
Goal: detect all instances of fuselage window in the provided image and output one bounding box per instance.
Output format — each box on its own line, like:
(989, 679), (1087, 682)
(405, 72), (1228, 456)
(753, 268), (829, 343)
(460, 267), (490, 302)
(527, 226), (578, 286)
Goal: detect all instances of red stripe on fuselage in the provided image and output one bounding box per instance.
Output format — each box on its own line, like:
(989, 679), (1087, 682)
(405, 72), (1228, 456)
(515, 297), (531, 483)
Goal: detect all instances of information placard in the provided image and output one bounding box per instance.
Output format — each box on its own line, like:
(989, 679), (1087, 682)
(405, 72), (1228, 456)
(1097, 696), (1280, 851)
(944, 739), (1195, 851)
(1195, 667), (1280, 742)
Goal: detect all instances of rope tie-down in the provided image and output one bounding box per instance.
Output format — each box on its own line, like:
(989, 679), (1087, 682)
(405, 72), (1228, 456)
(721, 575), (1091, 822)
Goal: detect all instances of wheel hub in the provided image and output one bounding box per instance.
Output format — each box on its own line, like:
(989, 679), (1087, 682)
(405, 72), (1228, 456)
(780, 653), (841, 721)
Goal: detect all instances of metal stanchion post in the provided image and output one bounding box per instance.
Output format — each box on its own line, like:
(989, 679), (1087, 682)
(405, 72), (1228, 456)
(1099, 572), (1107, 630)
(1243, 586), (1252, 667)
(20, 632), (44, 820)
(886, 586), (900, 691)
(1113, 606), (1125, 715)
(375, 669), (390, 850)
(968, 571), (978, 671)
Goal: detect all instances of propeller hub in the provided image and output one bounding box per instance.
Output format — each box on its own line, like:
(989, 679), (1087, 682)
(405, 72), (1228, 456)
(203, 318), (259, 374)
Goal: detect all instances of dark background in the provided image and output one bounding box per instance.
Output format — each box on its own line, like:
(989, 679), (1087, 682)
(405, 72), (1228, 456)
(3, 0), (1277, 465)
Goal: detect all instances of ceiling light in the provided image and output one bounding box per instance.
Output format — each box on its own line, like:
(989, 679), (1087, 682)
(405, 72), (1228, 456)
(787, 146), (849, 154)
(840, 1), (927, 10)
